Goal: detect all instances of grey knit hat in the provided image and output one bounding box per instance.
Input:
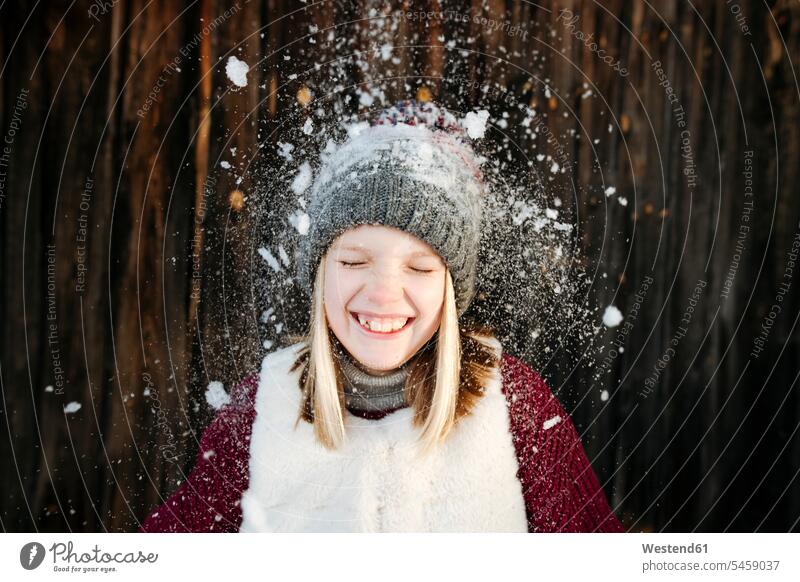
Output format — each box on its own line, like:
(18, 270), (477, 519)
(298, 101), (488, 316)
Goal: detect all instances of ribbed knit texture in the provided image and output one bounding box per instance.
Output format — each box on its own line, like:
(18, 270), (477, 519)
(139, 355), (624, 533)
(336, 349), (410, 414)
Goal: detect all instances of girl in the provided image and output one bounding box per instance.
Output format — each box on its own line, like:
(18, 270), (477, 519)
(140, 101), (624, 533)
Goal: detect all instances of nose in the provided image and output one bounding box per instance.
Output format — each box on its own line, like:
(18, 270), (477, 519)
(363, 268), (404, 305)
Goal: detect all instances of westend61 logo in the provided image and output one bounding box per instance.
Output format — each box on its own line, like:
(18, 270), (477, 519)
(19, 541), (158, 573)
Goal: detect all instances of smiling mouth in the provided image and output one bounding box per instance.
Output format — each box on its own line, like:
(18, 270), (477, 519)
(350, 312), (415, 334)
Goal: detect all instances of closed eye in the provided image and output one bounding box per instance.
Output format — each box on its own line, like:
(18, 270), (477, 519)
(338, 260), (438, 272)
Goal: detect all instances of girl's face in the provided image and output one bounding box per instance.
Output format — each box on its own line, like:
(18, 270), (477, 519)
(323, 224), (446, 373)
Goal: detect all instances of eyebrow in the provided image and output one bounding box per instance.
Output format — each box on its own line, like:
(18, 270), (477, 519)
(334, 246), (439, 259)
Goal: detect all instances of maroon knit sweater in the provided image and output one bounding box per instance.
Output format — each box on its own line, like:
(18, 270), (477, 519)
(140, 354), (624, 533)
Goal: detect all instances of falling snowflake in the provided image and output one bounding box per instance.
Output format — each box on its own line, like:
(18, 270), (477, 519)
(258, 248), (281, 272)
(205, 382), (230, 410)
(225, 56), (249, 87)
(602, 305), (623, 327)
(542, 416), (562, 430)
(291, 162), (313, 194)
(462, 110), (490, 139)
(64, 402), (82, 414)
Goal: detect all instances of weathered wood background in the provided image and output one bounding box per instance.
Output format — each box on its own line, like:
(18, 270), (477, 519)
(1, 0), (798, 532)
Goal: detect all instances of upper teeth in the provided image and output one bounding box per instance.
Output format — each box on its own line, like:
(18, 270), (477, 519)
(357, 314), (408, 332)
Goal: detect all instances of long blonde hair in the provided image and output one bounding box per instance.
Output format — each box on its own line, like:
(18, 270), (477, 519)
(291, 257), (500, 456)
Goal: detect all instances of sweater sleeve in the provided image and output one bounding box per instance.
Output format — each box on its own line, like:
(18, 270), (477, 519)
(501, 355), (624, 533)
(138, 374), (259, 533)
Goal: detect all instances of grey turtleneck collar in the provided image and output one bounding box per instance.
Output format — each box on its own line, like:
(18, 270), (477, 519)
(334, 349), (409, 414)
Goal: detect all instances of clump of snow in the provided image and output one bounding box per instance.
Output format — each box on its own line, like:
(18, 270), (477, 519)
(64, 402), (81, 414)
(417, 141), (433, 161)
(358, 89), (374, 107)
(291, 162), (313, 194)
(322, 138), (337, 155)
(511, 201), (536, 225)
(258, 247), (281, 272)
(45, 385), (54, 393)
(289, 210), (310, 235)
(604, 186), (617, 197)
(552, 221), (572, 232)
(602, 305), (623, 327)
(220, 160), (231, 169)
(345, 121), (370, 139)
(302, 117), (314, 135)
(462, 109), (490, 139)
(542, 415), (562, 430)
(600, 390), (610, 401)
(310, 124), (486, 209)
(278, 244), (291, 266)
(225, 56), (249, 87)
(277, 142), (294, 161)
(205, 381), (230, 410)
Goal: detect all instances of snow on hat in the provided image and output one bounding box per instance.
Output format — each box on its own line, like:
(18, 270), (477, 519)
(298, 100), (490, 316)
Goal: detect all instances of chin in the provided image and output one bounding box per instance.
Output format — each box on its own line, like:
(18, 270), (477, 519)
(344, 330), (438, 373)
(349, 343), (410, 371)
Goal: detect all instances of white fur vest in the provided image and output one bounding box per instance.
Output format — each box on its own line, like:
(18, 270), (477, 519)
(239, 342), (528, 532)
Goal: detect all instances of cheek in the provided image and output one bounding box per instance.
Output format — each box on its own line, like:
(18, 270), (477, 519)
(407, 276), (446, 320)
(323, 266), (359, 321)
